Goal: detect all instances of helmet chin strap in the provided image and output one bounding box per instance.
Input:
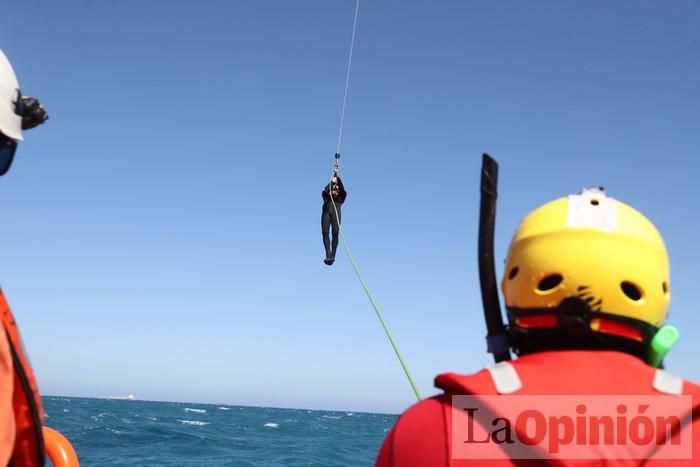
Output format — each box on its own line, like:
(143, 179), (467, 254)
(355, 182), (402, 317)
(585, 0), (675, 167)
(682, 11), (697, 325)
(507, 297), (677, 368)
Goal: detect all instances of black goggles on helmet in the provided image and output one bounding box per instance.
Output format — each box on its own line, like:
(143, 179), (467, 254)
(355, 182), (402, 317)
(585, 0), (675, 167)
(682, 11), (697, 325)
(0, 134), (18, 176)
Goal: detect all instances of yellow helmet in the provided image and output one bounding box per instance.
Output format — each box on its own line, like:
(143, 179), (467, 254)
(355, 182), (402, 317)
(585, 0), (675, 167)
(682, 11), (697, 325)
(501, 187), (670, 358)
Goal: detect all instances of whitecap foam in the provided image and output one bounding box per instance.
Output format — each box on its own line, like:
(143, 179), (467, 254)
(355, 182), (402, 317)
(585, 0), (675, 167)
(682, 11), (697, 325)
(264, 422), (279, 428)
(177, 419), (210, 426)
(184, 408), (207, 413)
(322, 415), (342, 419)
(217, 407), (232, 411)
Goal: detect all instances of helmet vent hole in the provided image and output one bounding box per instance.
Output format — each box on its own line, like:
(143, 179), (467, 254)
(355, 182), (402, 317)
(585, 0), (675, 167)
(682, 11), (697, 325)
(662, 282), (668, 294)
(590, 199), (600, 206)
(621, 281), (643, 301)
(537, 274), (563, 292)
(508, 266), (519, 280)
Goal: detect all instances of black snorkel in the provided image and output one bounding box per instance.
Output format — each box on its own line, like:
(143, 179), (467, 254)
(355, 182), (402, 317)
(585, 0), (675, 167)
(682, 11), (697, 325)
(478, 154), (511, 363)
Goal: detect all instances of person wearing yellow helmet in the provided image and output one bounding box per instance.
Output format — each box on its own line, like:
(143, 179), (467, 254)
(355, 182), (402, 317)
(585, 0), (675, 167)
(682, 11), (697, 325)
(376, 157), (699, 466)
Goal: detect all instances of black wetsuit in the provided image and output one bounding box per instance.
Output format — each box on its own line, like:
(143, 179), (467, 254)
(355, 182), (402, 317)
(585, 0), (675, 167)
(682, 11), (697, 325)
(321, 176), (347, 264)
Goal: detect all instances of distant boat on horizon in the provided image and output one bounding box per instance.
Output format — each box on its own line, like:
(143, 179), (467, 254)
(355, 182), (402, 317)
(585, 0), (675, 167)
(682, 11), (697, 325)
(106, 394), (136, 401)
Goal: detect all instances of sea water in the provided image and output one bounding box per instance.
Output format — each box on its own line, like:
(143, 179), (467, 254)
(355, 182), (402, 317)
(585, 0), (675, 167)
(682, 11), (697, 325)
(43, 396), (397, 466)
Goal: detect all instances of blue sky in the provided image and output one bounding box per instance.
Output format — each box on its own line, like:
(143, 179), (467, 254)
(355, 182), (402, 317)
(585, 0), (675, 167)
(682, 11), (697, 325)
(2, 0), (699, 414)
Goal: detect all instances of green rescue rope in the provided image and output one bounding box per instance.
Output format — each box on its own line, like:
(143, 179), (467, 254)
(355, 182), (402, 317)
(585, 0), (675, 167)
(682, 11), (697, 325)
(327, 172), (422, 401)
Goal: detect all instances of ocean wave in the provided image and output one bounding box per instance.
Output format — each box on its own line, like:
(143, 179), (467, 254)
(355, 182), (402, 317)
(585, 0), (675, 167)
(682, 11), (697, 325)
(184, 408), (207, 413)
(217, 407), (232, 411)
(41, 398), (390, 465)
(177, 419), (210, 426)
(321, 415), (342, 419)
(48, 397), (71, 402)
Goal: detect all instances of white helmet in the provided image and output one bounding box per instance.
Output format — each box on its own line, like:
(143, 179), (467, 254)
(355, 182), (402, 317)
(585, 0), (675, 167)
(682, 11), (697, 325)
(0, 49), (23, 142)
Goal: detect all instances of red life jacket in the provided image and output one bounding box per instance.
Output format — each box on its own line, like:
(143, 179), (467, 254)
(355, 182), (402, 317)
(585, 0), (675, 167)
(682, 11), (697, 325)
(376, 350), (700, 466)
(0, 289), (46, 467)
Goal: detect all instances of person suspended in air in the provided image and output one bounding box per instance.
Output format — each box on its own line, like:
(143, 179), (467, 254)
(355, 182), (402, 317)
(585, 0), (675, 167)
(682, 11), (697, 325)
(321, 158), (347, 266)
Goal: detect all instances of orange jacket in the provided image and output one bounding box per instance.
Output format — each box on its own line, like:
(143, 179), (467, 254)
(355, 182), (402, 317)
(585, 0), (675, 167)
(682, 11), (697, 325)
(0, 289), (45, 466)
(377, 350), (700, 466)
